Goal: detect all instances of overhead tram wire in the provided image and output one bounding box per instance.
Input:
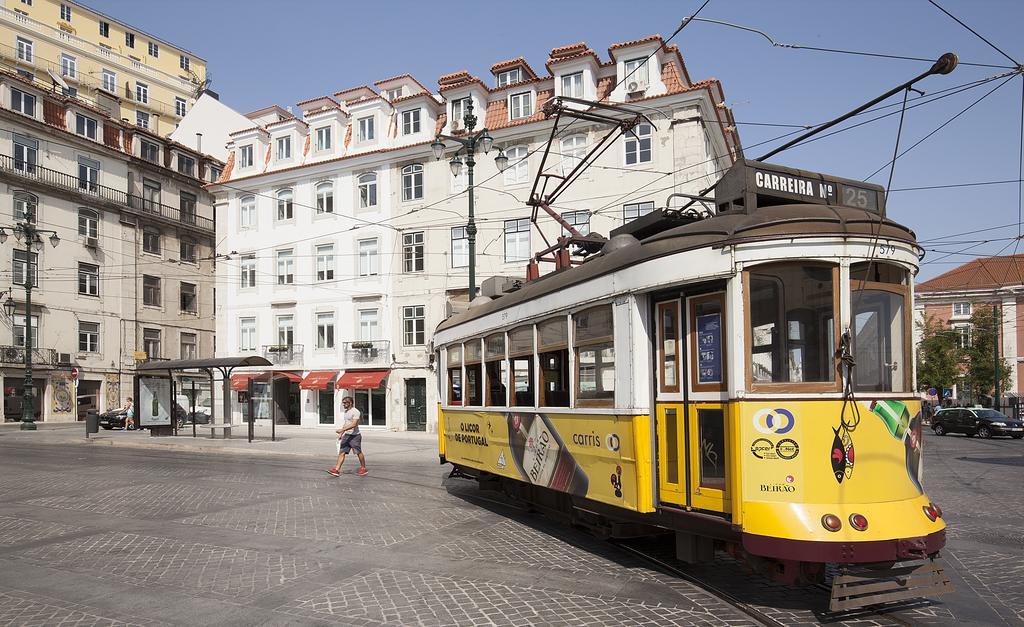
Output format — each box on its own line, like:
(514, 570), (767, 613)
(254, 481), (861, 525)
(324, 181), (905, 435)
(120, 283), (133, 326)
(926, 0), (1021, 68)
(1016, 76), (1024, 255)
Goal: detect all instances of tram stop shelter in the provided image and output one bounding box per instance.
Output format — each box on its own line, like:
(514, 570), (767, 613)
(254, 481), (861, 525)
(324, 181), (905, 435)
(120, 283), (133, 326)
(135, 356), (272, 440)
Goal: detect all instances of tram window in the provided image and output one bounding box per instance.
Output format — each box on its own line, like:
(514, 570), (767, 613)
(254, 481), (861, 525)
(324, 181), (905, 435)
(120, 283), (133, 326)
(665, 407), (679, 485)
(698, 408), (726, 490)
(690, 295), (726, 392)
(574, 305), (615, 406)
(851, 262), (909, 393)
(657, 302), (680, 393)
(485, 333), (508, 406)
(748, 263), (836, 386)
(538, 317), (569, 407)
(508, 325), (535, 406)
(447, 345), (462, 405)
(465, 340), (483, 406)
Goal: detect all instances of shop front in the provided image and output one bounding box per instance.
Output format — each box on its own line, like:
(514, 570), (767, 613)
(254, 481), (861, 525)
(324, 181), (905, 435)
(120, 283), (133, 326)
(336, 370), (389, 428)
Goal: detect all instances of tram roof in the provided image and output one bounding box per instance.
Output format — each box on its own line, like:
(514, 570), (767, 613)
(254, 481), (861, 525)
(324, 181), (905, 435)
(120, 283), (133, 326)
(436, 203), (916, 334)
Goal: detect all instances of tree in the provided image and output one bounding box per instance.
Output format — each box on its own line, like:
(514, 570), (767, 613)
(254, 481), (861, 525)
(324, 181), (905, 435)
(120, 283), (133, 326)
(963, 305), (1012, 405)
(916, 314), (960, 393)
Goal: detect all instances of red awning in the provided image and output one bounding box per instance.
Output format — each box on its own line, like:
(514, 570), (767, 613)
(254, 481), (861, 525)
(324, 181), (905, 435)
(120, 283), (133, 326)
(299, 370), (338, 390)
(230, 372), (265, 391)
(273, 371), (303, 383)
(335, 370), (390, 390)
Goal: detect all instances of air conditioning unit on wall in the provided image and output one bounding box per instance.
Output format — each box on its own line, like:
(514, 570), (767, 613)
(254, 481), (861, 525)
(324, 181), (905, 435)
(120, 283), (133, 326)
(57, 353), (72, 366)
(84, 236), (98, 249)
(627, 78), (648, 93)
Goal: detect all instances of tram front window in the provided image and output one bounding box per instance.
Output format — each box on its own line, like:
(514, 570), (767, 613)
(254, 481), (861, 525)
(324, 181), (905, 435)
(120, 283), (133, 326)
(851, 262), (908, 392)
(748, 263), (836, 385)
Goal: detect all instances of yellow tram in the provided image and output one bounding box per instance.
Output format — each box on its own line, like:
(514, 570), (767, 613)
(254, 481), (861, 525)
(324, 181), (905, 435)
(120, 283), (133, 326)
(434, 160), (948, 607)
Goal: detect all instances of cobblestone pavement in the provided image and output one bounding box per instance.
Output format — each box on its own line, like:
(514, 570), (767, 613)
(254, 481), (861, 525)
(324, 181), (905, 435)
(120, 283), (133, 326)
(0, 432), (1018, 625)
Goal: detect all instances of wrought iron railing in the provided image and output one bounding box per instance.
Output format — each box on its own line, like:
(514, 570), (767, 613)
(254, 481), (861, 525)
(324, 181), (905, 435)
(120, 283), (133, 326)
(343, 340), (390, 366)
(262, 344), (304, 365)
(0, 154), (214, 232)
(0, 345), (58, 367)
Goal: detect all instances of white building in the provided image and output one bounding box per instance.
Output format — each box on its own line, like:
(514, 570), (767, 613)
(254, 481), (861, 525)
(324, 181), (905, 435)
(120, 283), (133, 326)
(208, 35), (739, 432)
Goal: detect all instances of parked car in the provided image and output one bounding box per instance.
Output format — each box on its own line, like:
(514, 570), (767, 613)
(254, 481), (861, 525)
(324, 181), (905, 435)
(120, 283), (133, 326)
(932, 407), (1024, 439)
(98, 409), (139, 430)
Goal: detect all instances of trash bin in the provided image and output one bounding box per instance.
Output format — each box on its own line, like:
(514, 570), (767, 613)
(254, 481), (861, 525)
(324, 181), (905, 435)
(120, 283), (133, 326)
(85, 409), (99, 435)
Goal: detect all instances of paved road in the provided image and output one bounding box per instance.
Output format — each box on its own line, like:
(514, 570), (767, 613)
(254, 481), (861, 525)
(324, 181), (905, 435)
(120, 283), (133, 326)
(0, 428), (1019, 625)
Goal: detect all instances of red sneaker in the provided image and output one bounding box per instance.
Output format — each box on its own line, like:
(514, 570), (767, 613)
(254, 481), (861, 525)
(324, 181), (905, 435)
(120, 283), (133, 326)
(326, 468), (340, 477)
(355, 467), (368, 476)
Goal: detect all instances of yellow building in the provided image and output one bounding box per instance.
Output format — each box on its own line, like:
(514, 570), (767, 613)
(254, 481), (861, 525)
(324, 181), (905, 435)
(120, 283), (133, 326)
(0, 0), (206, 136)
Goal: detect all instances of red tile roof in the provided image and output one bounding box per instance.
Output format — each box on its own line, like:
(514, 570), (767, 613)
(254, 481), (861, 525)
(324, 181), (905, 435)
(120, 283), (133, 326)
(490, 56), (539, 80)
(918, 254), (1024, 292)
(608, 34), (664, 53)
(217, 151), (235, 184)
(374, 73), (432, 95)
(296, 95), (340, 108)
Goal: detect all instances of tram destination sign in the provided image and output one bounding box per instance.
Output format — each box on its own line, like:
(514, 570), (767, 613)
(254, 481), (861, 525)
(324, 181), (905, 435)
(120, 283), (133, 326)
(717, 160), (885, 215)
(755, 170), (837, 203)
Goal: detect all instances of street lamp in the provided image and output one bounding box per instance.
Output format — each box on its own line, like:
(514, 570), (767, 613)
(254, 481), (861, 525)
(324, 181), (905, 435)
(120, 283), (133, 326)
(431, 100), (505, 302)
(1, 213), (61, 430)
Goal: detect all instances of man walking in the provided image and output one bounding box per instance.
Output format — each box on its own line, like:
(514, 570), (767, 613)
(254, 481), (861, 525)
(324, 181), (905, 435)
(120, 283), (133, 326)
(327, 396), (367, 476)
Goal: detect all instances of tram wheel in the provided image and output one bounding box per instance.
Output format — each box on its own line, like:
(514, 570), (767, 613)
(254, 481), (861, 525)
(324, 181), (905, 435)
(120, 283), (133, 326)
(977, 426), (993, 439)
(933, 424), (946, 436)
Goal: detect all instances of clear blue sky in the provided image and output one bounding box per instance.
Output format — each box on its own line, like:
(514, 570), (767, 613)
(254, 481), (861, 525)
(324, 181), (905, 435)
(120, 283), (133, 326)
(87, 0), (1024, 281)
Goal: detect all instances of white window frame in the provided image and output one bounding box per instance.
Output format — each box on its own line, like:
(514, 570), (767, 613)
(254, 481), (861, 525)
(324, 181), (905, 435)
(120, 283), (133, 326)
(316, 181), (334, 214)
(77, 208), (98, 239)
(14, 134), (37, 173)
(13, 191), (37, 223)
(357, 172), (377, 208)
(403, 231), (424, 273)
(180, 332), (197, 360)
(503, 145), (529, 185)
(79, 321), (100, 353)
(509, 91), (533, 120)
(623, 201), (655, 221)
(316, 244), (335, 282)
(561, 210), (590, 236)
(136, 110), (150, 129)
(275, 135), (291, 161)
(358, 309), (379, 341)
(14, 249), (39, 288)
(451, 227), (468, 268)
(403, 305), (426, 346)
(401, 108), (421, 135)
(175, 97), (186, 117)
(239, 195), (256, 229)
(14, 314), (39, 349)
(624, 122), (653, 165)
(239, 144), (254, 168)
(142, 275), (161, 307)
(135, 81), (149, 104)
(276, 249), (294, 285)
(179, 281), (198, 314)
(276, 314), (295, 346)
(75, 114), (97, 140)
(239, 317), (256, 352)
(148, 41), (159, 58)
(623, 57), (650, 87)
(316, 126), (332, 151)
(180, 55), (190, 71)
(316, 311), (335, 350)
(561, 71), (584, 98)
(504, 218), (531, 263)
(101, 69), (116, 93)
(358, 238), (379, 276)
(11, 88), (36, 117)
(451, 97), (470, 127)
(78, 262), (99, 297)
(276, 189), (293, 221)
(60, 53), (76, 79)
(358, 116), (375, 142)
(401, 164), (423, 201)
(560, 135), (586, 176)
(497, 68), (521, 88)
(142, 228), (160, 255)
(952, 302), (972, 317)
(16, 37), (33, 63)
(60, 3), (71, 21)
(240, 253), (256, 288)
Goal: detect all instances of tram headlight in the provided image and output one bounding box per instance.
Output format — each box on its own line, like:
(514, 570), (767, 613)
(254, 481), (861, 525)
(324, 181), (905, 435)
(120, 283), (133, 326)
(849, 513), (869, 531)
(821, 514), (842, 532)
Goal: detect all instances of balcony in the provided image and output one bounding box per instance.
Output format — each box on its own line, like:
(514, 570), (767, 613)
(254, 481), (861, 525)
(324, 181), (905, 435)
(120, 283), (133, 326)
(0, 345), (58, 367)
(262, 344), (303, 366)
(0, 155), (214, 232)
(343, 340), (390, 367)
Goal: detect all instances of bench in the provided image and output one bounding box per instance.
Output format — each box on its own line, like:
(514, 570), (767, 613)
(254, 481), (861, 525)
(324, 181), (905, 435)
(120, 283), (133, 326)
(197, 423), (232, 439)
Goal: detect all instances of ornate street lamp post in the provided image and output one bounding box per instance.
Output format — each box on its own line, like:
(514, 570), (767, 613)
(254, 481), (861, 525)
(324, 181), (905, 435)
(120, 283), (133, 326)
(0, 214), (60, 430)
(431, 101), (507, 301)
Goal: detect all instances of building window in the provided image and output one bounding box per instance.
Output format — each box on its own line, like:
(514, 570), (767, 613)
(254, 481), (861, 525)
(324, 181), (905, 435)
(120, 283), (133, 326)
(142, 275), (161, 307)
(79, 321), (99, 353)
(78, 208), (98, 239)
(77, 262), (99, 296)
(316, 126), (331, 151)
(75, 114), (97, 140)
(401, 164), (423, 201)
(136, 110), (150, 129)
(180, 192), (197, 224)
(276, 189), (293, 221)
(99, 21), (109, 37)
(386, 88), (402, 101)
(316, 182), (334, 213)
(358, 309), (379, 341)
(401, 108), (421, 135)
(561, 71), (584, 98)
(175, 97), (186, 117)
(953, 302), (972, 317)
(101, 69), (116, 93)
(57, 2), (73, 19)
(135, 82), (148, 104)
(143, 229), (160, 254)
(403, 232), (424, 272)
(239, 145), (254, 168)
(179, 237), (196, 263)
(13, 314), (39, 349)
(125, 32), (135, 48)
(13, 250), (37, 287)
(180, 55), (190, 71)
(16, 37), (33, 63)
(142, 178), (161, 210)
(358, 239), (379, 276)
(504, 218), (530, 263)
(623, 57), (650, 87)
(403, 305), (425, 346)
(497, 68), (521, 87)
(239, 317), (256, 351)
(276, 136), (291, 160)
(509, 92), (533, 120)
(13, 191), (37, 223)
(140, 139), (159, 163)
(503, 145), (529, 185)
(358, 116), (374, 142)
(143, 328), (161, 359)
(954, 324), (971, 349)
(60, 53), (76, 79)
(316, 312), (335, 349)
(316, 244), (335, 281)
(180, 332), (197, 359)
(240, 253), (256, 288)
(561, 210), (590, 236)
(451, 227), (468, 268)
(148, 41), (159, 58)
(178, 155), (195, 176)
(623, 201), (654, 222)
(276, 249), (294, 285)
(10, 88), (36, 117)
(451, 97), (470, 128)
(358, 173), (377, 208)
(239, 196), (255, 228)
(625, 123), (652, 165)
(209, 167), (222, 183)
(14, 134), (37, 173)
(180, 282), (197, 313)
(560, 135), (586, 175)
(277, 315), (294, 346)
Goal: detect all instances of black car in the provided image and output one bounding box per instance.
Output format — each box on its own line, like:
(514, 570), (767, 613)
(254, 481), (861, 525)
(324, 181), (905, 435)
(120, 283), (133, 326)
(932, 407), (1024, 439)
(98, 409), (138, 430)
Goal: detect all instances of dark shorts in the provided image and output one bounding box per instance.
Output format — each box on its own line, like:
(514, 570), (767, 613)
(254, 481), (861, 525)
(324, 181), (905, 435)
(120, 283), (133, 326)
(338, 433), (362, 454)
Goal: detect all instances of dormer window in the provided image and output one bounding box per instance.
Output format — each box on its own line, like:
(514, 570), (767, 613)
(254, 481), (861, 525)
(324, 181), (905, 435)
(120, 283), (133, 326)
(358, 116), (375, 142)
(316, 126), (331, 151)
(11, 88), (36, 117)
(623, 57), (650, 91)
(386, 88), (402, 101)
(141, 140), (160, 163)
(497, 68), (521, 88)
(276, 136), (291, 160)
(401, 109), (421, 135)
(561, 71), (584, 98)
(509, 92), (533, 120)
(451, 98), (470, 128)
(75, 114), (97, 140)
(178, 154), (195, 176)
(239, 144), (254, 168)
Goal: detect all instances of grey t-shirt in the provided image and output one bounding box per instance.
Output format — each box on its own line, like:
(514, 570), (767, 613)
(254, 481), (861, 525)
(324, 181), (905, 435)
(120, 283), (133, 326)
(342, 407), (360, 435)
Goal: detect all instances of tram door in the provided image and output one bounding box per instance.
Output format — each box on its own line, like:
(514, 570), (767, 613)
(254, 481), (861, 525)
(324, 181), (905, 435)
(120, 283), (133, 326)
(655, 293), (731, 514)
